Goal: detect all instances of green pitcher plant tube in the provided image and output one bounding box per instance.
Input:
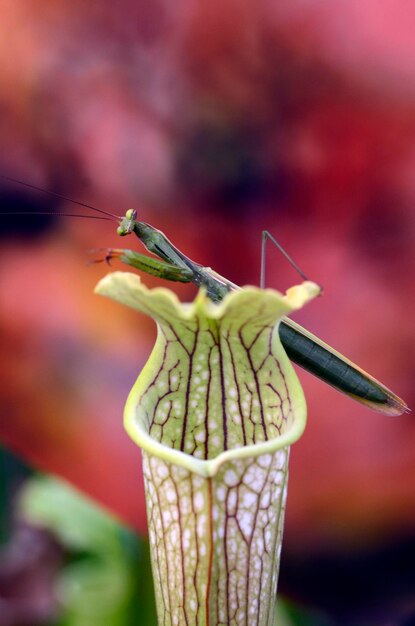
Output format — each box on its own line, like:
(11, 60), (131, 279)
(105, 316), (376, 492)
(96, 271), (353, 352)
(96, 272), (320, 626)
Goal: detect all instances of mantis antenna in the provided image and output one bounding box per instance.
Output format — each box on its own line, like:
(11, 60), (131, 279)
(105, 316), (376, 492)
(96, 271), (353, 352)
(0, 174), (119, 221)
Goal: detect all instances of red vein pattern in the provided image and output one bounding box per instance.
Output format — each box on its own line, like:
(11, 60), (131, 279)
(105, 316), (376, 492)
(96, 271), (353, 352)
(96, 273), (317, 626)
(144, 450), (289, 625)
(138, 291), (303, 458)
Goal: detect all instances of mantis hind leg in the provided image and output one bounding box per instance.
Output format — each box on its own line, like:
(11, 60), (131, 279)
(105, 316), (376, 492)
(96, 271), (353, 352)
(261, 230), (311, 288)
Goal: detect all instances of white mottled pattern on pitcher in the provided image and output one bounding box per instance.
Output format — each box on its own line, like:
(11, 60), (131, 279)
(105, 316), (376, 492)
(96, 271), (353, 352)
(144, 448), (289, 626)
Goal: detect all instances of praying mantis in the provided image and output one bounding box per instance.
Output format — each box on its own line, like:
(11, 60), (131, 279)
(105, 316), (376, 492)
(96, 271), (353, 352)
(1, 175), (409, 417)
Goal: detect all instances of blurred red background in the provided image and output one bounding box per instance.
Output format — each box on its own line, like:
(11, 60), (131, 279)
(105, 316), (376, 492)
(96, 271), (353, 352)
(0, 1), (414, 623)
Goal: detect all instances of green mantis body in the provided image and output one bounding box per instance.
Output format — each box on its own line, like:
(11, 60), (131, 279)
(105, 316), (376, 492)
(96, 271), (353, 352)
(109, 209), (408, 417)
(0, 173), (408, 417)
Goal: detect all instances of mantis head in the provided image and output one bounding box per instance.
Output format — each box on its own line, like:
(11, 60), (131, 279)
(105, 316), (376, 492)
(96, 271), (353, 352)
(116, 209), (137, 237)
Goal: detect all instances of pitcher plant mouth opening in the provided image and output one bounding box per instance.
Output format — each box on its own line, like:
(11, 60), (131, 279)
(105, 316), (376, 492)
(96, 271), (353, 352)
(96, 272), (320, 626)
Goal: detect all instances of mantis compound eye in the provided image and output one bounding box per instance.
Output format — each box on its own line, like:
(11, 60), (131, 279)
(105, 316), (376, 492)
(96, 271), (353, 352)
(125, 209), (137, 220)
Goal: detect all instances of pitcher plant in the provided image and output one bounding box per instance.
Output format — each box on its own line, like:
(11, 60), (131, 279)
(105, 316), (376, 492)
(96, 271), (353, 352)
(96, 271), (320, 626)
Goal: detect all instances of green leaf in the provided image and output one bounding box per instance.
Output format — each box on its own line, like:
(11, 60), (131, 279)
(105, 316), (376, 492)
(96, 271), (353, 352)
(20, 476), (157, 626)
